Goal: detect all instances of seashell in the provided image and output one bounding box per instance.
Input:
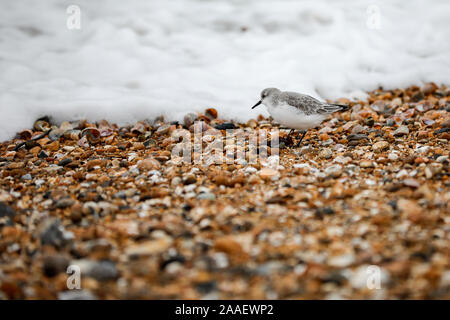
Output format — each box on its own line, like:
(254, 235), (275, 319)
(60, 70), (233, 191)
(33, 120), (51, 132)
(64, 129), (81, 140)
(80, 127), (101, 144)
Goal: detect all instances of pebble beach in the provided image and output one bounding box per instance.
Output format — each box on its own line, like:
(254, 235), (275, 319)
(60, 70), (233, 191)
(0, 84), (449, 299)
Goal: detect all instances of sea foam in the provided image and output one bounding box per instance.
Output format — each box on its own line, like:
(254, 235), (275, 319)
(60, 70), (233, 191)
(0, 0), (449, 141)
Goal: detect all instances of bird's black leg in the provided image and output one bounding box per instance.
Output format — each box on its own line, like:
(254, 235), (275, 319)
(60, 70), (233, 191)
(294, 130), (307, 148)
(281, 129), (294, 147)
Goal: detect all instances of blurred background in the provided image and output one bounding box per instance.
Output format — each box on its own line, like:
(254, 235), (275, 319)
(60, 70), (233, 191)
(0, 0), (449, 140)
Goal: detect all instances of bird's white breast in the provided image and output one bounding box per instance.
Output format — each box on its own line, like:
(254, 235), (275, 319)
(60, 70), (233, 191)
(266, 103), (326, 130)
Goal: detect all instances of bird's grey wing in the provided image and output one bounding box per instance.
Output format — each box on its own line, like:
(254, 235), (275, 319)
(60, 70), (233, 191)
(283, 92), (327, 115)
(283, 92), (347, 115)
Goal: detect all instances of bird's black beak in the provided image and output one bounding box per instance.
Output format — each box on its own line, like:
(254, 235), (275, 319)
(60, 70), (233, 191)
(252, 100), (262, 109)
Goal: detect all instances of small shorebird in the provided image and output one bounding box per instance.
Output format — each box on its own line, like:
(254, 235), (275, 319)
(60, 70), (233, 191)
(252, 88), (348, 147)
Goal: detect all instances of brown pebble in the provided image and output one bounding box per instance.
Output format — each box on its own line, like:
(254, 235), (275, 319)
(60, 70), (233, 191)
(137, 157), (161, 171)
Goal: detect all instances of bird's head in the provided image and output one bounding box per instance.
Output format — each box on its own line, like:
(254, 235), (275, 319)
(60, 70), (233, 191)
(252, 88), (280, 109)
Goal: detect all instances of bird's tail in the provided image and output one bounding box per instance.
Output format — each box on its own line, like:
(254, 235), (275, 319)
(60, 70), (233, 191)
(326, 103), (350, 112)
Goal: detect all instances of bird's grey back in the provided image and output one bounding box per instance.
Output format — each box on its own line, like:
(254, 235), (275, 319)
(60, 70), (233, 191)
(280, 91), (346, 115)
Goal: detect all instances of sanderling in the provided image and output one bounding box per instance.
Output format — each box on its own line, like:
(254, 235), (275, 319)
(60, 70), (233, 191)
(252, 88), (349, 147)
